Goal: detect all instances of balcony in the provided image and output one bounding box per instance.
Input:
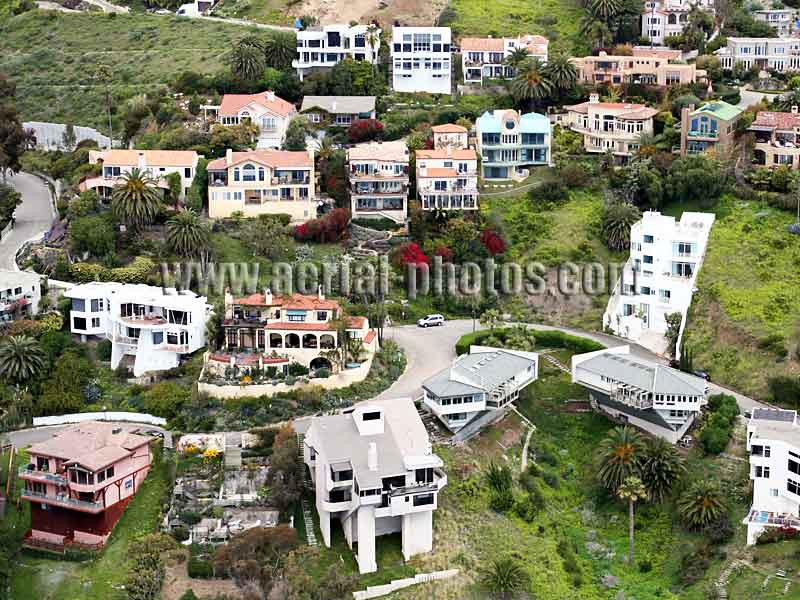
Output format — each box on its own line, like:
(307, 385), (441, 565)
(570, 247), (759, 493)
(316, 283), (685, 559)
(687, 130), (718, 139)
(19, 466), (66, 485)
(21, 489), (104, 513)
(746, 509), (800, 529)
(272, 175), (310, 185)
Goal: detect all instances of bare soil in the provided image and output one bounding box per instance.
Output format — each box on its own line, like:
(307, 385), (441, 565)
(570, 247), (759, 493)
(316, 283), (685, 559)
(289, 0), (447, 29)
(161, 549), (240, 600)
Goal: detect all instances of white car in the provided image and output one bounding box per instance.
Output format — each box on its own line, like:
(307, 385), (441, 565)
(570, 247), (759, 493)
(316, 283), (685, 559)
(417, 314), (445, 328)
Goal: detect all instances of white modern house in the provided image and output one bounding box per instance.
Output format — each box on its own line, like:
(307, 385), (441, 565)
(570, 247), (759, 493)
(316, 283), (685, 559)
(391, 27), (452, 94)
(302, 397), (446, 574)
(208, 90), (297, 149)
(753, 8), (797, 37)
(460, 34), (548, 85)
(572, 346), (708, 443)
(744, 408), (800, 545)
(0, 270), (42, 324)
(293, 24), (381, 81)
(423, 346), (538, 436)
(476, 109), (552, 180)
(347, 140), (409, 224)
(603, 211), (715, 355)
(641, 0), (714, 44)
(715, 37), (800, 73)
(65, 282), (212, 376)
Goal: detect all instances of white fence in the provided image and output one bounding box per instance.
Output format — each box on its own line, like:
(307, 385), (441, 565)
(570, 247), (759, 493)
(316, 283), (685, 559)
(352, 569), (459, 600)
(33, 411), (167, 427)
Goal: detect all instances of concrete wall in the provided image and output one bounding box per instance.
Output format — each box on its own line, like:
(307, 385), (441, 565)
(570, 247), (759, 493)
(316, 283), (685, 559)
(33, 412), (167, 427)
(352, 569), (459, 600)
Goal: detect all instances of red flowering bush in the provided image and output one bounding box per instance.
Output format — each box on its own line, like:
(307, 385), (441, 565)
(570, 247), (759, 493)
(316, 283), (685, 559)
(434, 245), (454, 262)
(294, 208), (350, 243)
(392, 242), (430, 268)
(347, 119), (384, 144)
(480, 229), (507, 256)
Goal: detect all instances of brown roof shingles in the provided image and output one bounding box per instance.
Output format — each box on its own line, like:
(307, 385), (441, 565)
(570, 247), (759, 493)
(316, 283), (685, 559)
(751, 111), (800, 131)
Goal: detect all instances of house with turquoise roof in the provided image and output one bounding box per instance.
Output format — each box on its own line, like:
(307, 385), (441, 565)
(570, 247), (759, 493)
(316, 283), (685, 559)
(679, 100), (743, 157)
(476, 110), (552, 180)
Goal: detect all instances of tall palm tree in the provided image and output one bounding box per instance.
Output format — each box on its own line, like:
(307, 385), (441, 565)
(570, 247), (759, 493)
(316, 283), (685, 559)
(166, 209), (211, 258)
(589, 0), (622, 22)
(617, 476), (647, 565)
(581, 18), (613, 48)
(503, 47), (530, 73)
(544, 54), (578, 90)
(111, 168), (162, 227)
(0, 335), (45, 384)
(597, 426), (645, 491)
(264, 31), (298, 70)
(678, 480), (728, 529)
(602, 86), (622, 103)
(365, 24), (381, 74)
(480, 556), (530, 600)
(602, 200), (641, 251)
(229, 36), (266, 81)
(640, 437), (685, 502)
(510, 58), (554, 109)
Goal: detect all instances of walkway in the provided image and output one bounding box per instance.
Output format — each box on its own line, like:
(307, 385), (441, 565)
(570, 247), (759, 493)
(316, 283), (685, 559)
(2, 172), (55, 271)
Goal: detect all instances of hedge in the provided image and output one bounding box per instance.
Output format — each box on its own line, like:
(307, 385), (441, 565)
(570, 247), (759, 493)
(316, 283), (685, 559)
(455, 327), (605, 356)
(69, 256), (155, 284)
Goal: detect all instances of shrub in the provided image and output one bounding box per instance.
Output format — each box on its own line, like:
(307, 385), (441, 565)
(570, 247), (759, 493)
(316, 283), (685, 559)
(768, 376), (800, 407)
(171, 526), (190, 542)
(293, 208), (349, 243)
(757, 526), (800, 544)
(480, 229), (507, 256)
(96, 339), (113, 361)
(180, 510), (202, 526)
(187, 556), (215, 578)
(391, 241), (430, 268)
(288, 362), (309, 377)
(347, 119), (384, 143)
(542, 471), (560, 488)
(490, 487), (515, 512)
(639, 559), (653, 572)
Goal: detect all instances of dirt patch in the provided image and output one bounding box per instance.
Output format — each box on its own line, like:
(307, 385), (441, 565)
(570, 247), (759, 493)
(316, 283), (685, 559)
(289, 0), (448, 29)
(161, 549), (240, 600)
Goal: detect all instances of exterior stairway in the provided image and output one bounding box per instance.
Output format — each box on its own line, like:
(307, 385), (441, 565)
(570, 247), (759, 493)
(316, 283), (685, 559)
(296, 432), (318, 547)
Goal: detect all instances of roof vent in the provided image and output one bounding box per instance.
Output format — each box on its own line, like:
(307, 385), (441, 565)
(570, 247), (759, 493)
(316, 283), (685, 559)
(112, 427), (122, 435)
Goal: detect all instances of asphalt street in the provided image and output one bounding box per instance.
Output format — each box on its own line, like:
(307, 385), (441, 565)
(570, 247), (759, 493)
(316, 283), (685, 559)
(1, 172), (54, 271)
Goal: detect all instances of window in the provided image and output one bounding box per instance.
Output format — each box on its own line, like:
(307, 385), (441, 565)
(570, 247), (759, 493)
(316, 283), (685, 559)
(152, 331), (164, 345)
(415, 468), (434, 484)
(362, 411), (381, 421)
(789, 458), (800, 475)
(72, 298), (86, 312)
(242, 164), (256, 182)
(316, 311), (327, 321)
(643, 255), (653, 264)
(770, 488), (779, 497)
(288, 311), (306, 322)
(623, 304), (634, 316)
(643, 234), (654, 243)
(184, 167), (192, 178)
(755, 466), (770, 478)
(413, 493), (434, 506)
(90, 298), (104, 312)
(106, 466), (115, 479)
(91, 317), (100, 328)
(36, 457), (49, 471)
(73, 316), (87, 330)
(789, 478), (800, 496)
(659, 289), (671, 302)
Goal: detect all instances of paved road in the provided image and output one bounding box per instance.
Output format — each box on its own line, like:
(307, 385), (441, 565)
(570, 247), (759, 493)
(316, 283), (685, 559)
(737, 86), (781, 109)
(2, 172), (54, 271)
(378, 320), (769, 413)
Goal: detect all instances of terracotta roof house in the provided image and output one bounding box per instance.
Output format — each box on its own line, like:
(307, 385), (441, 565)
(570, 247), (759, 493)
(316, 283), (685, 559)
(207, 149), (316, 221)
(208, 90), (297, 149)
(20, 422), (153, 551)
(461, 34), (548, 85)
(749, 108), (800, 170)
(347, 140), (410, 224)
(431, 123), (469, 149)
(571, 48), (706, 87)
(415, 147), (479, 211)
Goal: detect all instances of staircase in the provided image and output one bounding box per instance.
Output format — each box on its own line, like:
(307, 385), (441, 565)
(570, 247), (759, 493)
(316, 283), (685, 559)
(417, 407), (453, 446)
(539, 352), (569, 374)
(296, 433), (318, 547)
(223, 432), (242, 469)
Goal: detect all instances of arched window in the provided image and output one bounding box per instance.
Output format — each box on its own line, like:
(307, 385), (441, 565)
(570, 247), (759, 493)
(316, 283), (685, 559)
(286, 333), (300, 348)
(302, 334), (318, 349)
(243, 163), (256, 182)
(269, 333), (283, 348)
(668, 14), (677, 24)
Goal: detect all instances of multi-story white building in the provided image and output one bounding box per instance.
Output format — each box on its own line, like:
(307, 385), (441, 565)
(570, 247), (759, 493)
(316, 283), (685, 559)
(0, 270), (42, 324)
(415, 147), (479, 211)
(460, 35), (548, 85)
(207, 149), (315, 221)
(603, 211), (715, 355)
(302, 397), (447, 574)
(65, 282), (212, 376)
(423, 346), (538, 436)
(744, 408), (800, 545)
(571, 47), (706, 86)
(641, 0), (714, 44)
(431, 123), (469, 149)
(564, 94), (658, 159)
(476, 109), (552, 180)
(210, 90), (297, 149)
(79, 150), (201, 200)
(391, 27), (452, 94)
(715, 37), (800, 73)
(292, 24), (381, 81)
(347, 140), (409, 224)
(572, 346), (708, 443)
(753, 8), (797, 37)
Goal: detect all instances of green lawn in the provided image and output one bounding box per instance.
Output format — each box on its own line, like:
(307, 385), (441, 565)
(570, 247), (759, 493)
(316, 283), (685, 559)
(672, 195), (800, 400)
(10, 447), (172, 600)
(212, 0), (295, 26)
(0, 11), (252, 129)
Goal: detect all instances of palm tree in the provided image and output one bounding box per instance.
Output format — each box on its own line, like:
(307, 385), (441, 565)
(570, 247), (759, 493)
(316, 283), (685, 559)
(111, 168), (163, 227)
(617, 476), (647, 565)
(589, 0), (622, 21)
(166, 210), (211, 257)
(636, 132), (661, 156)
(0, 336), (45, 384)
(263, 31), (297, 70)
(582, 18), (613, 49)
(480, 556), (530, 600)
(597, 426), (645, 491)
(503, 47), (530, 73)
(678, 480), (728, 529)
(640, 437), (685, 502)
(510, 58), (554, 109)
(228, 36), (266, 81)
(602, 86), (622, 103)
(365, 24), (381, 74)
(315, 136), (335, 170)
(544, 54), (578, 90)
(602, 200), (641, 251)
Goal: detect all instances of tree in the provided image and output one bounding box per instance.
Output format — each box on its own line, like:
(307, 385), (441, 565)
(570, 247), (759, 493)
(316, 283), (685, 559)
(61, 124), (77, 152)
(283, 117), (310, 151)
(166, 209), (211, 257)
(602, 199), (641, 251)
(228, 36), (267, 81)
(503, 47), (530, 71)
(617, 475), (647, 565)
(263, 31), (297, 70)
(241, 215), (294, 259)
(479, 556), (530, 600)
(597, 426), (645, 491)
(347, 119), (384, 143)
(665, 155), (728, 207)
(165, 171), (182, 209)
(640, 436), (685, 502)
(480, 308), (501, 331)
(37, 349), (96, 415)
(663, 311), (682, 359)
(582, 18), (613, 48)
(0, 74), (35, 182)
(510, 58), (554, 109)
(678, 480), (728, 529)
(111, 168), (163, 227)
(589, 0), (622, 21)
(265, 425), (301, 513)
(0, 335), (45, 384)
(69, 214), (116, 257)
(544, 54), (578, 91)
(283, 546), (358, 599)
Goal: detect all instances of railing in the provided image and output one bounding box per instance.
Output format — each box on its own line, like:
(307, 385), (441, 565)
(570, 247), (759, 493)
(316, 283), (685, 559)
(19, 466), (66, 485)
(21, 489), (103, 511)
(114, 335), (139, 346)
(272, 176), (310, 185)
(687, 130), (718, 139)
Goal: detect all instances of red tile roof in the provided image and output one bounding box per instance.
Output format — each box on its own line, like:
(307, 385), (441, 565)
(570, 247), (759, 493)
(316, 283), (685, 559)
(266, 322), (333, 331)
(751, 111), (800, 131)
(431, 123), (468, 133)
(218, 90), (295, 118)
(231, 292), (340, 311)
(207, 150), (313, 170)
(460, 37), (504, 52)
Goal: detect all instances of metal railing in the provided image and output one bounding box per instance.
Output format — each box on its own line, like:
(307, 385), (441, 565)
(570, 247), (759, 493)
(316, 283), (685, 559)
(21, 489), (103, 510)
(19, 466), (66, 484)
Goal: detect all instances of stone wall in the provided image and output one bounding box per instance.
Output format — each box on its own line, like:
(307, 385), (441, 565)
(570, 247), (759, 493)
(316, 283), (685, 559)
(352, 569), (459, 600)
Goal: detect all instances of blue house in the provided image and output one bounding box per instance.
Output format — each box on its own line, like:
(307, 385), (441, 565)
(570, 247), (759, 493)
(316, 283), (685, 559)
(476, 110), (552, 180)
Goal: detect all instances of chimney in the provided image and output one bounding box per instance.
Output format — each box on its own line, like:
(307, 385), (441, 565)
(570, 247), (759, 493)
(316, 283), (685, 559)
(137, 151), (146, 170)
(224, 287), (234, 319)
(589, 93), (600, 104)
(792, 106), (799, 114)
(318, 284), (325, 301)
(226, 148), (233, 165)
(331, 100), (337, 112)
(266, 90), (275, 102)
(367, 442), (378, 471)
(264, 287), (273, 305)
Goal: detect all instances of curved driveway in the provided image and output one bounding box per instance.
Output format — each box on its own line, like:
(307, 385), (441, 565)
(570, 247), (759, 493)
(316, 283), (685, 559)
(378, 320), (768, 412)
(2, 172), (54, 271)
